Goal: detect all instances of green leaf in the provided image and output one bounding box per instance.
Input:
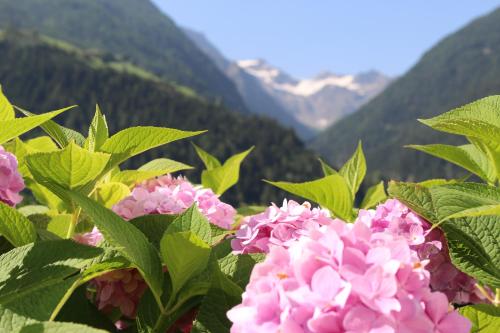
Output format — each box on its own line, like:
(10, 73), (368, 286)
(12, 321), (109, 333)
(45, 214), (73, 239)
(419, 95), (500, 144)
(14, 106), (84, 148)
(100, 126), (205, 166)
(318, 158), (338, 176)
(459, 304), (500, 333)
(339, 141), (366, 198)
(201, 147), (253, 196)
(387, 181), (439, 223)
(26, 141), (110, 190)
(165, 205), (212, 244)
(62, 189), (164, 307)
(192, 266), (243, 333)
(193, 143), (221, 170)
(112, 158), (192, 186)
(407, 144), (495, 183)
(25, 137), (59, 152)
(265, 175), (354, 221)
(218, 252), (264, 290)
(429, 183), (500, 220)
(0, 86), (15, 121)
(0, 108), (69, 145)
(94, 182), (130, 208)
(160, 231), (211, 295)
(0, 240), (103, 326)
(129, 214), (176, 250)
(0, 201), (37, 246)
(85, 105), (108, 152)
(470, 137), (500, 183)
(441, 215), (500, 288)
(360, 181), (387, 209)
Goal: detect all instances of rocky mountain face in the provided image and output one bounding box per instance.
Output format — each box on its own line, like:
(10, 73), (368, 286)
(184, 28), (390, 136)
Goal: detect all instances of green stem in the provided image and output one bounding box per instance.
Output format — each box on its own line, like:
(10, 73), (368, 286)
(65, 208), (81, 239)
(49, 277), (82, 321)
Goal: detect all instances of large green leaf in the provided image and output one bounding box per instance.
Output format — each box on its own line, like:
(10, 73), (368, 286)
(419, 95), (500, 144)
(265, 175), (354, 221)
(407, 144), (496, 183)
(0, 202), (37, 247)
(429, 183), (500, 220)
(441, 215), (500, 288)
(0, 86), (14, 121)
(191, 267), (243, 333)
(218, 251), (264, 290)
(112, 158), (192, 186)
(460, 304), (500, 333)
(0, 108), (69, 145)
(129, 214), (176, 250)
(0, 240), (103, 328)
(62, 189), (164, 307)
(165, 205), (212, 244)
(193, 144), (221, 170)
(85, 105), (108, 152)
(387, 181), (439, 223)
(26, 142), (110, 190)
(94, 182), (130, 208)
(339, 141), (366, 198)
(360, 181), (387, 209)
(15, 106), (84, 148)
(100, 126), (204, 166)
(201, 147), (253, 196)
(160, 231), (211, 295)
(470, 137), (500, 183)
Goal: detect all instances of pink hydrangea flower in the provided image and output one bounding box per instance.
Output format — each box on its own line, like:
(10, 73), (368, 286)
(231, 200), (333, 254)
(227, 219), (471, 333)
(75, 174), (236, 327)
(113, 174), (236, 229)
(0, 145), (24, 206)
(358, 199), (485, 304)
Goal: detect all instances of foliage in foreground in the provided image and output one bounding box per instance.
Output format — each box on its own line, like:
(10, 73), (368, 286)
(0, 89), (499, 332)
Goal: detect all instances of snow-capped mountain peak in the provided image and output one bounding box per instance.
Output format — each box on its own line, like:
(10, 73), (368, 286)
(235, 59), (391, 129)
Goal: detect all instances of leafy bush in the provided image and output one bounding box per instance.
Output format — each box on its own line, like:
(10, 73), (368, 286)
(0, 89), (498, 332)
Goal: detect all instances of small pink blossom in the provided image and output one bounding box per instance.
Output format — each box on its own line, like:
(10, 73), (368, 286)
(113, 174), (236, 229)
(0, 145), (24, 206)
(231, 199), (334, 254)
(360, 199), (485, 304)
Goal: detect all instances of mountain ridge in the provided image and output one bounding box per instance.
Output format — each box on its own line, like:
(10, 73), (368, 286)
(312, 6), (500, 182)
(0, 0), (248, 112)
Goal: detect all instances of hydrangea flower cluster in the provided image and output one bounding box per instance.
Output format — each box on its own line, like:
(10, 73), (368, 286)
(113, 174), (236, 229)
(358, 199), (484, 304)
(231, 200), (332, 254)
(0, 145), (24, 206)
(228, 218), (471, 332)
(75, 174), (236, 326)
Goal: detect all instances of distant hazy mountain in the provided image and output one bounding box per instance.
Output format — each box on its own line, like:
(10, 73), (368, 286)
(237, 59), (391, 130)
(312, 7), (500, 183)
(0, 0), (248, 112)
(184, 28), (390, 134)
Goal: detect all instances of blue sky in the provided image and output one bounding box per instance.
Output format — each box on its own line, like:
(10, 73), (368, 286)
(152, 1), (499, 78)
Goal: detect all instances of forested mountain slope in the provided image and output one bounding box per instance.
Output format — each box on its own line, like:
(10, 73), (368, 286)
(0, 0), (248, 111)
(313, 7), (500, 182)
(0, 31), (320, 205)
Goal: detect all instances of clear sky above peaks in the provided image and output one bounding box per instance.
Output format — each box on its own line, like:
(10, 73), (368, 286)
(152, 0), (500, 78)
